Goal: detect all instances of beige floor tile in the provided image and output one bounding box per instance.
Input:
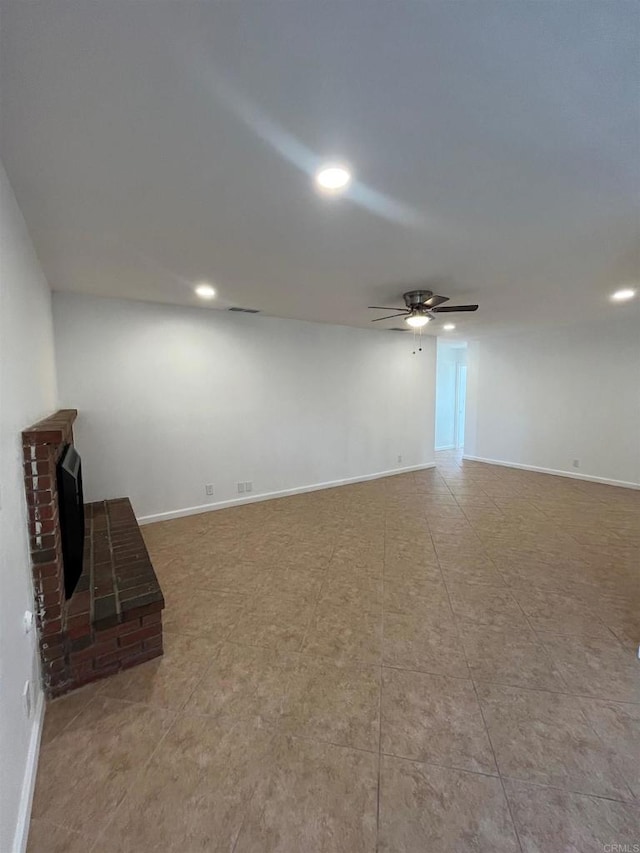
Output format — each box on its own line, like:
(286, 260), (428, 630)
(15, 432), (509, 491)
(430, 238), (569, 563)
(476, 683), (632, 800)
(183, 642), (297, 725)
(446, 583), (527, 628)
(228, 594), (315, 652)
(381, 668), (496, 773)
(580, 698), (640, 799)
(234, 736), (378, 853)
(319, 572), (384, 612)
(301, 602), (382, 664)
(459, 623), (567, 691)
(198, 558), (268, 595)
(504, 779), (640, 853)
(92, 715), (274, 853)
(27, 819), (94, 853)
(281, 656), (380, 751)
(511, 588), (615, 638)
(438, 557), (506, 586)
(258, 566), (325, 604)
(379, 756), (520, 853)
(99, 631), (220, 710)
(540, 634), (640, 703)
(382, 570), (446, 603)
(162, 587), (247, 639)
(40, 682), (103, 745)
(383, 580), (450, 615)
(382, 609), (469, 677)
(29, 456), (640, 850)
(32, 697), (175, 835)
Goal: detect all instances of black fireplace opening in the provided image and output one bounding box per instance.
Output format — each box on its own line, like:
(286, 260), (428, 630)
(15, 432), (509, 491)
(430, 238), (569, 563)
(56, 444), (85, 599)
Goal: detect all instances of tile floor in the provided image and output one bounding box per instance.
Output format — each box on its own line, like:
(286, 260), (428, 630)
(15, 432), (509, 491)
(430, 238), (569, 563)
(28, 452), (640, 852)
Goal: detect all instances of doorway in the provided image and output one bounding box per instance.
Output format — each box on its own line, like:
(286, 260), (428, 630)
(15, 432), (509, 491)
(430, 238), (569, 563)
(435, 340), (467, 452)
(455, 363), (467, 449)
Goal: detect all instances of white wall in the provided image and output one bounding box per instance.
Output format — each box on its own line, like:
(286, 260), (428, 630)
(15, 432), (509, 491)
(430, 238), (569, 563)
(53, 294), (436, 521)
(0, 163), (58, 850)
(464, 317), (640, 487)
(435, 341), (466, 450)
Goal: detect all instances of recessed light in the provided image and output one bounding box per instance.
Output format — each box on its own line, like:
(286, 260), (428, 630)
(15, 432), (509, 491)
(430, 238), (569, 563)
(611, 287), (636, 302)
(405, 314), (430, 328)
(315, 163), (352, 193)
(443, 323), (456, 331)
(195, 283), (216, 299)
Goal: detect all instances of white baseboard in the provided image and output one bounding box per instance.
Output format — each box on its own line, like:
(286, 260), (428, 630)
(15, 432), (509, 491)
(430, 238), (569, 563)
(462, 455), (640, 490)
(435, 445), (455, 451)
(138, 462), (437, 525)
(12, 690), (45, 853)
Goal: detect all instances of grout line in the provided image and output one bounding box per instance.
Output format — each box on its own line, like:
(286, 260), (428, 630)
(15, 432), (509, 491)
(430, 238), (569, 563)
(469, 674), (525, 853)
(374, 497), (389, 853)
(87, 704), (180, 852)
(435, 543), (524, 852)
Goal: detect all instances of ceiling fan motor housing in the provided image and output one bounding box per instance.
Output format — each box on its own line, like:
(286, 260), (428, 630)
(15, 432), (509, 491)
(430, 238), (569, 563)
(403, 290), (433, 309)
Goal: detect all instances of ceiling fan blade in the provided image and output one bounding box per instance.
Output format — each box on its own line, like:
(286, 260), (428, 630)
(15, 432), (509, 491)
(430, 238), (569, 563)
(431, 304), (479, 313)
(368, 306), (405, 311)
(423, 294), (449, 308)
(371, 312), (409, 321)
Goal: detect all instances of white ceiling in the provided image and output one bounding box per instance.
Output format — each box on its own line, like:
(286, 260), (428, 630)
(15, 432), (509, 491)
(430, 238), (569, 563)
(1, 1), (639, 336)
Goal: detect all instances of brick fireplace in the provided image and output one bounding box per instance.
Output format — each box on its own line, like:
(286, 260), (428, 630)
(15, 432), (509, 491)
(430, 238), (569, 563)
(23, 409), (164, 698)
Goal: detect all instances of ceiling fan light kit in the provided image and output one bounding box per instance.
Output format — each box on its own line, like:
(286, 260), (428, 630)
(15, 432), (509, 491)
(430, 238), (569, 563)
(368, 289), (479, 330)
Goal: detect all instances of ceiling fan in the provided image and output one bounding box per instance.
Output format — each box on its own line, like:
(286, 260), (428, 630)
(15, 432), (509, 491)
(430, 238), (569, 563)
(369, 290), (478, 328)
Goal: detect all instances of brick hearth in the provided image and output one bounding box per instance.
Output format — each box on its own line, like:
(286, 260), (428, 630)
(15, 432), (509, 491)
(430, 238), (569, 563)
(23, 409), (164, 698)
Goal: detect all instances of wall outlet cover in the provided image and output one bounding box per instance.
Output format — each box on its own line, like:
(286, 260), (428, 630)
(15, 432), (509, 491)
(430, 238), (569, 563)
(205, 484), (214, 496)
(237, 483), (245, 494)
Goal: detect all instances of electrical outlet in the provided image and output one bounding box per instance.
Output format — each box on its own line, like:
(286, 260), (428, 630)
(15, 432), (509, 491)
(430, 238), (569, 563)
(397, 455), (402, 464)
(237, 482), (245, 494)
(23, 680), (32, 718)
(205, 484), (214, 496)
(572, 459), (580, 469)
(245, 481), (253, 493)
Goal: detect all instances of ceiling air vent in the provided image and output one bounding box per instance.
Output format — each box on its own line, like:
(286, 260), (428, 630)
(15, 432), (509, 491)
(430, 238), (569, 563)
(228, 307), (260, 314)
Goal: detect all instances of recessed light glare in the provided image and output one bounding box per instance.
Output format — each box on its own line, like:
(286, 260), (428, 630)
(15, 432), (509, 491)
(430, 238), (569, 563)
(443, 323), (456, 331)
(405, 313), (430, 328)
(611, 287), (636, 302)
(195, 283), (216, 299)
(315, 163), (352, 193)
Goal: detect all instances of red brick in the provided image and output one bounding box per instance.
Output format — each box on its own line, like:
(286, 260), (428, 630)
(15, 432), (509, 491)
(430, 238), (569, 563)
(142, 612), (162, 627)
(40, 618), (62, 637)
(143, 635), (163, 652)
(120, 647), (161, 670)
(119, 617), (144, 635)
(25, 473), (53, 490)
(67, 590), (91, 616)
(41, 642), (66, 662)
(30, 534), (58, 553)
(27, 489), (53, 507)
(94, 648), (127, 668)
(24, 460), (54, 476)
(37, 575), (62, 595)
(29, 504), (56, 523)
(40, 603), (62, 622)
(121, 600), (163, 622)
(44, 657), (67, 674)
(39, 594), (61, 613)
(79, 663), (119, 685)
(118, 625), (161, 649)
